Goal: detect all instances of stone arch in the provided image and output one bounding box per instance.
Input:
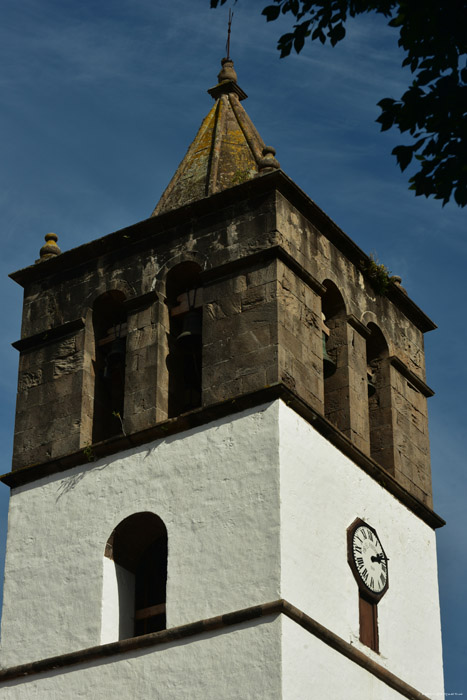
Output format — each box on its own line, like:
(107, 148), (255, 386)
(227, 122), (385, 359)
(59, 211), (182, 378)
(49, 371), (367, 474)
(154, 251), (207, 298)
(321, 281), (349, 431)
(362, 311), (396, 357)
(101, 512), (168, 643)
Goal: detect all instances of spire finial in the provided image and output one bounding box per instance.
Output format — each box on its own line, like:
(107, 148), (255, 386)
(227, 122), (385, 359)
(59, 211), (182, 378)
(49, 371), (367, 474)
(218, 56), (238, 84)
(258, 146), (280, 173)
(36, 232), (61, 263)
(226, 8), (233, 60)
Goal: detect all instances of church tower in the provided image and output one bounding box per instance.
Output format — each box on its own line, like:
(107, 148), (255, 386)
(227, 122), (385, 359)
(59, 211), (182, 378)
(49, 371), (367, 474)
(0, 58), (444, 698)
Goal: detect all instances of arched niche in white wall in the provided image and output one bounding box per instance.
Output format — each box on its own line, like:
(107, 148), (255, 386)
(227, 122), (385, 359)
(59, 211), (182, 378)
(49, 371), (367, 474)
(101, 512), (168, 644)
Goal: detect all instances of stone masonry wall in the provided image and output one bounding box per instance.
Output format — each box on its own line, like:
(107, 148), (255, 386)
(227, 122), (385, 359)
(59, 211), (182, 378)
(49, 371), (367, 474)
(11, 179), (434, 506)
(274, 190), (433, 506)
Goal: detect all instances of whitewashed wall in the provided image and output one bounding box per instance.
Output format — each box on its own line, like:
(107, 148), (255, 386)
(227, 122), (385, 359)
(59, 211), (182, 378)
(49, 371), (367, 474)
(278, 401), (444, 696)
(0, 403), (281, 667)
(282, 616), (414, 699)
(0, 618), (282, 699)
(0, 400), (444, 699)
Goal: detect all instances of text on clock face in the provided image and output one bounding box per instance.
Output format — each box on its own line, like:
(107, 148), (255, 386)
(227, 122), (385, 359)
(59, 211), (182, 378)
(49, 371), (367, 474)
(352, 526), (387, 593)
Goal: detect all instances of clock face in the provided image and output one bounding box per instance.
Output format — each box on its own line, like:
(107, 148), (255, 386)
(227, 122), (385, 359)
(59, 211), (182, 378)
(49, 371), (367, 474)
(351, 523), (388, 595)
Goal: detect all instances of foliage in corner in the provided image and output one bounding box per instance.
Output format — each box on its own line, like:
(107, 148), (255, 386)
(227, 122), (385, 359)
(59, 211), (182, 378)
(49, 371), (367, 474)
(361, 254), (397, 296)
(231, 168), (253, 185)
(83, 444), (95, 462)
(210, 0), (467, 207)
(112, 411), (126, 436)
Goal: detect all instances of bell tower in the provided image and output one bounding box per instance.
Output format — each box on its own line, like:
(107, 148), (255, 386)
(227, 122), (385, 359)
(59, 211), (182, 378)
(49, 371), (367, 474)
(0, 59), (444, 699)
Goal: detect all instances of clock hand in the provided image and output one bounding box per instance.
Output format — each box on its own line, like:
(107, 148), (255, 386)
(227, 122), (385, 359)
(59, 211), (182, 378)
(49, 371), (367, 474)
(371, 553), (385, 564)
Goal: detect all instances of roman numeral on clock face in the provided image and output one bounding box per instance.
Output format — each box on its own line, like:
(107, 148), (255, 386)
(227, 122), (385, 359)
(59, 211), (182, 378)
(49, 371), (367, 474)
(350, 522), (388, 596)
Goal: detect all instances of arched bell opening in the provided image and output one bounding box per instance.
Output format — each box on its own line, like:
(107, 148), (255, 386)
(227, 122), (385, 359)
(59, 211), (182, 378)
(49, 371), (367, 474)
(92, 291), (127, 443)
(166, 262), (203, 417)
(321, 281), (348, 431)
(366, 323), (395, 472)
(102, 512), (168, 642)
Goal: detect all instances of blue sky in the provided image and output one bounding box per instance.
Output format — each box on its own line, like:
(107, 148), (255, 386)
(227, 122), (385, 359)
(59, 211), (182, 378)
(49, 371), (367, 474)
(0, 0), (465, 692)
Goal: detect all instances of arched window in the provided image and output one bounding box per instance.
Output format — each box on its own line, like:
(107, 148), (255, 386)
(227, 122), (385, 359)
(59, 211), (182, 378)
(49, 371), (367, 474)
(166, 262), (203, 417)
(92, 291), (127, 443)
(102, 512), (168, 642)
(366, 323), (395, 472)
(321, 281), (347, 430)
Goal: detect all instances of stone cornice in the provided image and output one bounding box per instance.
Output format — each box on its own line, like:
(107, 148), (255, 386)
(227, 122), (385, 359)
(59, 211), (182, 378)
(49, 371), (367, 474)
(390, 356), (435, 397)
(9, 172), (436, 334)
(12, 318), (85, 353)
(346, 314), (372, 338)
(0, 384), (444, 530)
(201, 244), (325, 296)
(123, 290), (159, 312)
(0, 599), (433, 700)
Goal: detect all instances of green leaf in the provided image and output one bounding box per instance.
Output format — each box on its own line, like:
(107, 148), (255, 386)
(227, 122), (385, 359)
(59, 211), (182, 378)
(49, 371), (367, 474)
(377, 97), (396, 110)
(330, 22), (345, 46)
(262, 4), (281, 21)
(392, 145), (414, 171)
(294, 32), (306, 53)
(312, 26), (321, 40)
(289, 0), (299, 15)
(278, 32), (295, 57)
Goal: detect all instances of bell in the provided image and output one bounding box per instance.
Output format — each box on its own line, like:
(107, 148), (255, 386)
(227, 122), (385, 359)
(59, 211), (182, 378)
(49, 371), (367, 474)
(367, 370), (376, 397)
(322, 332), (337, 379)
(103, 337), (126, 379)
(177, 310), (202, 351)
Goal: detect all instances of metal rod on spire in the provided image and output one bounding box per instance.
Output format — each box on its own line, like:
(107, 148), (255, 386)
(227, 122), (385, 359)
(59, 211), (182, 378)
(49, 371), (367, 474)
(226, 8), (233, 59)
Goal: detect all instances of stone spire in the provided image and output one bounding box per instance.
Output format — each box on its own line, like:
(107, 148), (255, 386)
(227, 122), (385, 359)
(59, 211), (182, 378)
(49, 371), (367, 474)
(152, 58), (279, 217)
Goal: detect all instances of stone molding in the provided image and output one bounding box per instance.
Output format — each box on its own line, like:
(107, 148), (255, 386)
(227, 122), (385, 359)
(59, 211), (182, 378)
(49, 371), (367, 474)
(8, 172), (436, 333)
(207, 79), (247, 101)
(123, 290), (159, 312)
(346, 314), (372, 338)
(12, 318), (85, 353)
(201, 244), (325, 296)
(0, 598), (432, 700)
(389, 356), (435, 398)
(0, 385), (444, 530)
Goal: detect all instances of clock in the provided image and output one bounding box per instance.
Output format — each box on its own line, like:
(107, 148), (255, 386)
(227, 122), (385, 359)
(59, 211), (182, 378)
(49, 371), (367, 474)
(347, 519), (388, 600)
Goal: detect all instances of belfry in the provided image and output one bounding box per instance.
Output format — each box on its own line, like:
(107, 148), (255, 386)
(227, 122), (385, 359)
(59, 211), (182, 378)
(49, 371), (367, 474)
(0, 58), (444, 698)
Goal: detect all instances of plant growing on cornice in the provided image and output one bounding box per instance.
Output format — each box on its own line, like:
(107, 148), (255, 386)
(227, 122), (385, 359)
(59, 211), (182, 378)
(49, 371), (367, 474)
(361, 254), (397, 296)
(112, 411), (126, 436)
(83, 444), (95, 462)
(231, 169), (253, 185)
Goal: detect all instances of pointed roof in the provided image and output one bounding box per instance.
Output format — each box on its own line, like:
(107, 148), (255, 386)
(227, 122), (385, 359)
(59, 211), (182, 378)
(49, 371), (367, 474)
(151, 58), (280, 217)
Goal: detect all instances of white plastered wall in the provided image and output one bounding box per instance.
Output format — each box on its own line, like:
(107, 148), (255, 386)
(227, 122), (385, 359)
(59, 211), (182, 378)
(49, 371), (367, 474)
(278, 400), (444, 696)
(0, 618), (282, 700)
(0, 403), (281, 667)
(101, 559), (135, 644)
(281, 615), (413, 700)
(0, 399), (444, 700)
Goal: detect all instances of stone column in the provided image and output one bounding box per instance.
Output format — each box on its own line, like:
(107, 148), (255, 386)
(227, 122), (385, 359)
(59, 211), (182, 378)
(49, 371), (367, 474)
(202, 260), (279, 405)
(277, 260), (324, 414)
(389, 357), (433, 507)
(12, 321), (86, 469)
(123, 292), (159, 434)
